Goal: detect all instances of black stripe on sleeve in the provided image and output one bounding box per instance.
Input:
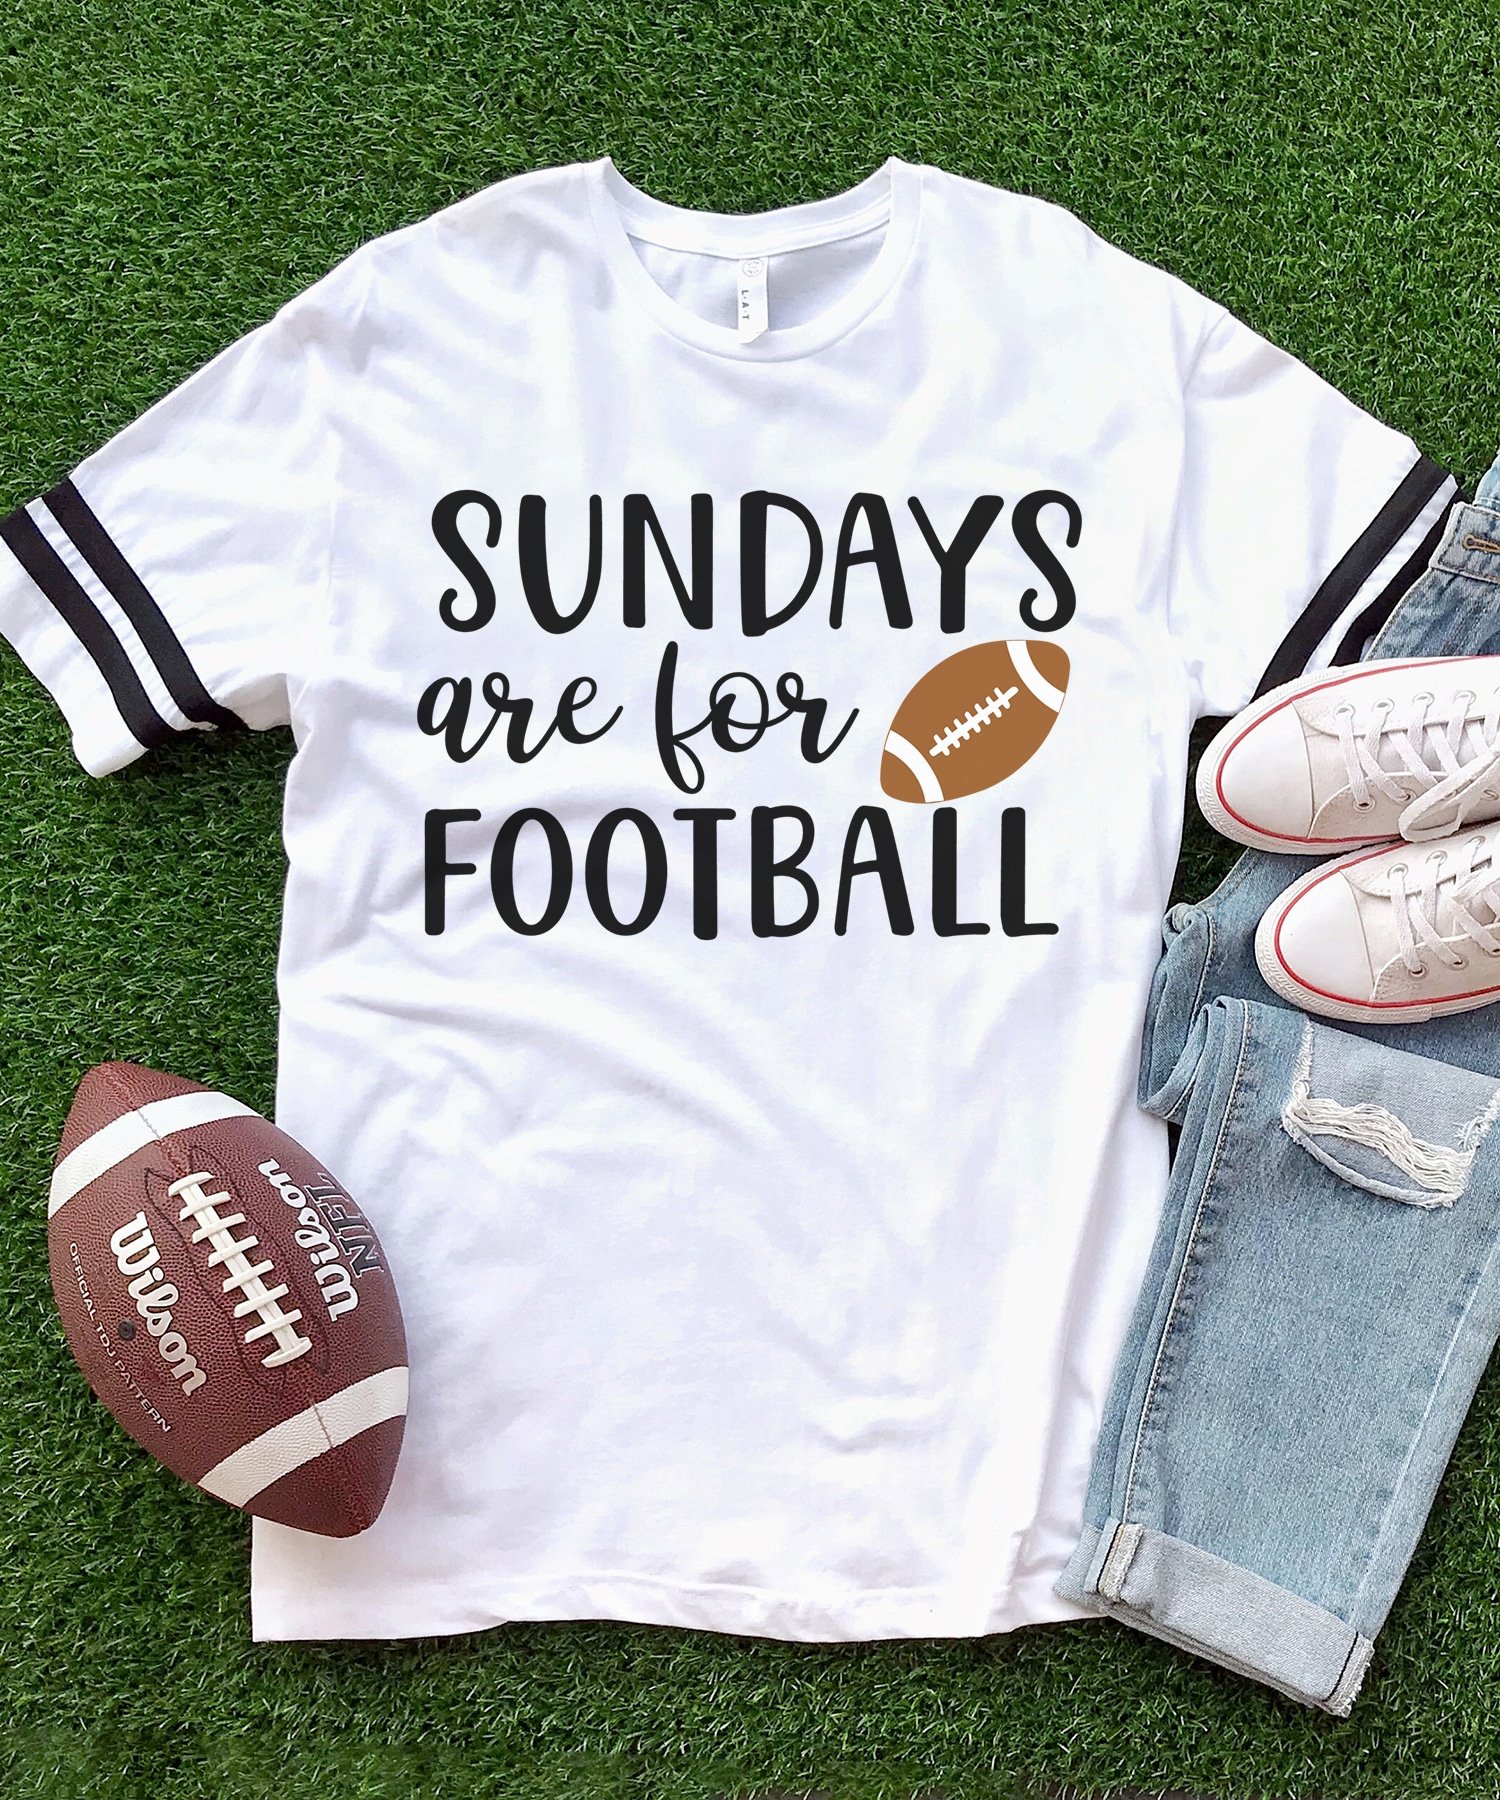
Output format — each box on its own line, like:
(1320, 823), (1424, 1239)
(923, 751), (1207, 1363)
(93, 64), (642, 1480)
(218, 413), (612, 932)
(1328, 503), (1454, 666)
(1252, 453), (1453, 700)
(0, 502), (173, 751)
(43, 478), (244, 732)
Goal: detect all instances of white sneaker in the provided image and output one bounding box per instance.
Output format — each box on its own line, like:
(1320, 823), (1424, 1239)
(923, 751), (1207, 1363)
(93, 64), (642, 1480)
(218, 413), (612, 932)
(1197, 657), (1500, 852)
(1255, 820), (1500, 1023)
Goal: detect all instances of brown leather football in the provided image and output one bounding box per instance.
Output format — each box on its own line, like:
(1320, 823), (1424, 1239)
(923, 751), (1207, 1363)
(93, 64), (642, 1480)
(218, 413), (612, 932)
(882, 638), (1070, 803)
(47, 1061), (407, 1536)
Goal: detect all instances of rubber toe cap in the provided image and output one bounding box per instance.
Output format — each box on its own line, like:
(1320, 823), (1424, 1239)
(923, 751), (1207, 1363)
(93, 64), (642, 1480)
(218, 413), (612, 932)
(1263, 874), (1376, 1006)
(1213, 707), (1316, 843)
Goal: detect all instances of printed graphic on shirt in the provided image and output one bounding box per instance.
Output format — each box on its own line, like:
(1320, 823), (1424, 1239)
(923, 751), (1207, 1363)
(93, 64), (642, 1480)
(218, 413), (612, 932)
(880, 639), (1070, 804)
(417, 487), (1079, 943)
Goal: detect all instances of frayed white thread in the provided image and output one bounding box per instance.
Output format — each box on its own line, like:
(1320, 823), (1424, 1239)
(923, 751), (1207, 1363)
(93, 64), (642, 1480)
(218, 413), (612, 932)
(1462, 1083), (1500, 1152)
(1281, 1023), (1500, 1207)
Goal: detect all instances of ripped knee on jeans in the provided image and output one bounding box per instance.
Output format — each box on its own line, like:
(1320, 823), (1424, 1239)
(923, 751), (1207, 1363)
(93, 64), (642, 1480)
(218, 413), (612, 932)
(1281, 1019), (1500, 1208)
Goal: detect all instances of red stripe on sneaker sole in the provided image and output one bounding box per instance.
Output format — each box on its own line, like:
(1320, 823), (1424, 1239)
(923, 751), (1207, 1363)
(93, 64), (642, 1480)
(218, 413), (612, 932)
(1212, 657), (1476, 848)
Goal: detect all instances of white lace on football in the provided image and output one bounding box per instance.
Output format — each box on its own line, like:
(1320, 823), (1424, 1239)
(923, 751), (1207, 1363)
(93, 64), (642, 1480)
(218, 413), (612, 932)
(1334, 685), (1500, 842)
(168, 1171), (313, 1369)
(1388, 835), (1500, 978)
(930, 685), (1018, 758)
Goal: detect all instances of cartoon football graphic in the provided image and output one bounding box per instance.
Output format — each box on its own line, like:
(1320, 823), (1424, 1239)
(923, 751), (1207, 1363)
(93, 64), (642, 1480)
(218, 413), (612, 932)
(881, 639), (1070, 803)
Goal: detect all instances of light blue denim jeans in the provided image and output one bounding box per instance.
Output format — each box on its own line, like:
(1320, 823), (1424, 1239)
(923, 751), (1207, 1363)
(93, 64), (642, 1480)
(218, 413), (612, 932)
(1056, 453), (1500, 1714)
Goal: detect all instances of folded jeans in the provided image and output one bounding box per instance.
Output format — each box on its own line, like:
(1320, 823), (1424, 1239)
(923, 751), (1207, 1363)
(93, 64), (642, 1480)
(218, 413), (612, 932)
(1057, 995), (1500, 1713)
(1058, 466), (1500, 1712)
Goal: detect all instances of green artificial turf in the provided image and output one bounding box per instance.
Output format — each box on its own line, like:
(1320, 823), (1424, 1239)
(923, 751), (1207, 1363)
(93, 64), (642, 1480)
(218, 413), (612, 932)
(3, 4), (1500, 1796)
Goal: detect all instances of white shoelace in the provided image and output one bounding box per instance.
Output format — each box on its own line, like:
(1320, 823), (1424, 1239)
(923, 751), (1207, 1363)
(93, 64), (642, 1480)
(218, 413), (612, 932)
(1334, 685), (1500, 842)
(1388, 836), (1500, 977)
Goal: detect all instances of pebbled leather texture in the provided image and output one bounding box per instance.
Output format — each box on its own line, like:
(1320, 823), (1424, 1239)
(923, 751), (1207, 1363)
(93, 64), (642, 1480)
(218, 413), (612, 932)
(48, 1061), (407, 1536)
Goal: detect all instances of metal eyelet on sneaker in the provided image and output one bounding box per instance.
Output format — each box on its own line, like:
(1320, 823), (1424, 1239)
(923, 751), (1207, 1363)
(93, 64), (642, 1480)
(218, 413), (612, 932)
(1354, 798), (1375, 811)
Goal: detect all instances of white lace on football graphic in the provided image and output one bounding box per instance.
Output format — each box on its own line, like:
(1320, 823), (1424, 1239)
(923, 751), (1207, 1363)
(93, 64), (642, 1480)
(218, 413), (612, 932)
(929, 685), (1020, 758)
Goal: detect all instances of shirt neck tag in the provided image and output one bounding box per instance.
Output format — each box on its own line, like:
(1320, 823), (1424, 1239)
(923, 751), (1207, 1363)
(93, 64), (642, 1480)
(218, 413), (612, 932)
(737, 256), (769, 343)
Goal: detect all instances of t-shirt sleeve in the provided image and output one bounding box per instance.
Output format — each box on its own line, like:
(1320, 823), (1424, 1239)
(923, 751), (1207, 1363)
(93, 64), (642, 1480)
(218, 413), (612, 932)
(0, 294), (332, 776)
(1167, 304), (1457, 719)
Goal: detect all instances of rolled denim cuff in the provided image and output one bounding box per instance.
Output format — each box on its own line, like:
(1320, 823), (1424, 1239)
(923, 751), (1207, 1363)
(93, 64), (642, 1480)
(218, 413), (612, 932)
(1058, 1519), (1373, 1716)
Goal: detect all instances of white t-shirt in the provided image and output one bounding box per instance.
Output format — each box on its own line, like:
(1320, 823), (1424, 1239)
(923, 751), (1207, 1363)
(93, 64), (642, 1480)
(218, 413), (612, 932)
(0, 157), (1455, 1642)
